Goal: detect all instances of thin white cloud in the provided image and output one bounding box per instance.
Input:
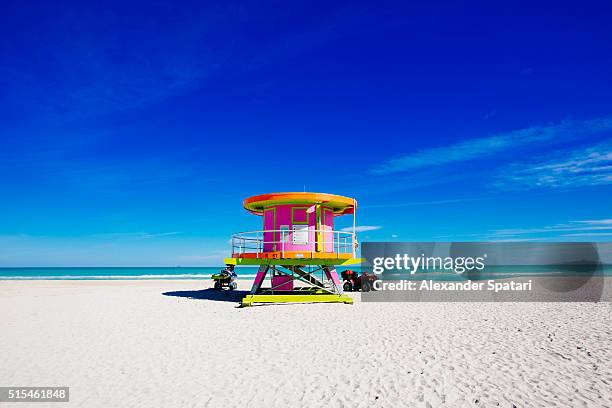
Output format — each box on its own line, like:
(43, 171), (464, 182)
(577, 219), (612, 225)
(370, 116), (612, 175)
(495, 141), (612, 190)
(93, 231), (182, 240)
(491, 219), (612, 238)
(177, 250), (229, 263)
(341, 225), (382, 232)
(561, 232), (612, 237)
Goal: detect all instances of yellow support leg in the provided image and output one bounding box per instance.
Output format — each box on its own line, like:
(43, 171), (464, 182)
(241, 294), (353, 307)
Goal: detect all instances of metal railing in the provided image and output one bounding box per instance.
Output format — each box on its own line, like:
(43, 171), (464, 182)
(231, 229), (357, 258)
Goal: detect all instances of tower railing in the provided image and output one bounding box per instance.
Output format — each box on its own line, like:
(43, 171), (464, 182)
(231, 229), (357, 258)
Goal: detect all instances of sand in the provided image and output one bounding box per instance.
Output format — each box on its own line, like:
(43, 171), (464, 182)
(1, 280), (611, 407)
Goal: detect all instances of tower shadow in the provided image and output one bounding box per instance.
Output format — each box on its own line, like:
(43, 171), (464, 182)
(162, 288), (248, 303)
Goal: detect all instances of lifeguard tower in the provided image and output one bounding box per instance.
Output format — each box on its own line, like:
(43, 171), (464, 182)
(223, 192), (360, 306)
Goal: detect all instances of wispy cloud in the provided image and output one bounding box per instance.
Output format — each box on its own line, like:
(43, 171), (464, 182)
(93, 231), (182, 240)
(2, 3), (369, 125)
(0, 233), (229, 267)
(494, 141), (612, 190)
(579, 219), (612, 225)
(561, 232), (612, 237)
(491, 219), (612, 238)
(434, 218), (612, 242)
(176, 250), (229, 263)
(2, 12), (215, 123)
(341, 225), (382, 232)
(370, 116), (612, 175)
(483, 109), (497, 120)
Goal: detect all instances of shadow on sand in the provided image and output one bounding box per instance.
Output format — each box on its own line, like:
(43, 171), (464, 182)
(162, 288), (248, 303)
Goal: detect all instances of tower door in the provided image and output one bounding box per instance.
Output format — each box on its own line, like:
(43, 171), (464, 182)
(263, 207), (276, 252)
(317, 206), (334, 253)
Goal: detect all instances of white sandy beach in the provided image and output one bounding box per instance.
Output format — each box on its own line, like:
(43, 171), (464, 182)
(1, 280), (611, 408)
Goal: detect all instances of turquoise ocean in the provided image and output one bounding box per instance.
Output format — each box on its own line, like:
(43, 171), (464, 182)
(0, 265), (610, 281)
(0, 267), (255, 280)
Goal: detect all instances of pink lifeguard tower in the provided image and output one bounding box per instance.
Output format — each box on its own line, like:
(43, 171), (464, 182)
(223, 192), (360, 306)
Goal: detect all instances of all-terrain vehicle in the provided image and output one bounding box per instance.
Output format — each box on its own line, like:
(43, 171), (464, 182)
(341, 269), (378, 292)
(211, 266), (238, 290)
(341, 269), (361, 292)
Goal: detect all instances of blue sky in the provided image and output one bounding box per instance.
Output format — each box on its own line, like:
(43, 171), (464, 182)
(1, 0), (611, 266)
